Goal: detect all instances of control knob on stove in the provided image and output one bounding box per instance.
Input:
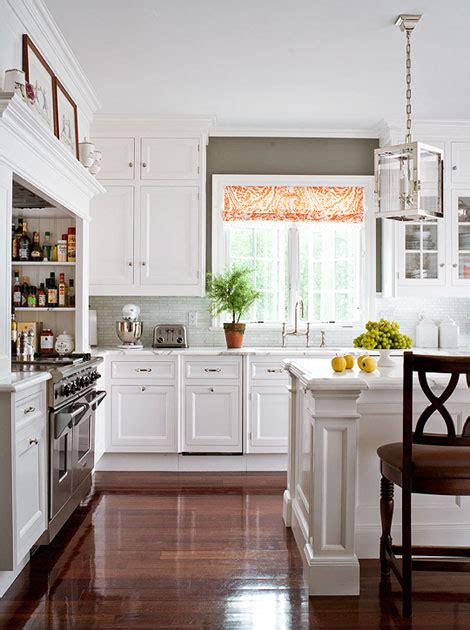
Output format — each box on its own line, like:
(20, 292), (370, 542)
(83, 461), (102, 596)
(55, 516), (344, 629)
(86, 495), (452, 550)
(64, 383), (72, 396)
(176, 336), (184, 345)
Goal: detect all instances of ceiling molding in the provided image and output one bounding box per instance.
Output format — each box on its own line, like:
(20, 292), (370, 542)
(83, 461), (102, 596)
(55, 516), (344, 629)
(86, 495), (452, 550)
(92, 114), (217, 139)
(6, 0), (101, 123)
(211, 125), (382, 139)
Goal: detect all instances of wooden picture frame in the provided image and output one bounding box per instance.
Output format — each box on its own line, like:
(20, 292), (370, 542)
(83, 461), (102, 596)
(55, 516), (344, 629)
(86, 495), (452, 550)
(53, 77), (79, 159)
(22, 34), (56, 131)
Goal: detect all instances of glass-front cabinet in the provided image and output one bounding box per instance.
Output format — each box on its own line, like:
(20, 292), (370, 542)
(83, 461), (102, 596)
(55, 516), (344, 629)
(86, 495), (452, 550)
(398, 218), (445, 286)
(452, 191), (470, 285)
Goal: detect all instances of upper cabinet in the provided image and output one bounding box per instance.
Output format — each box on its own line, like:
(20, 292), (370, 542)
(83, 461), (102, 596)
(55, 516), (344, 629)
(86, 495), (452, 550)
(383, 135), (470, 297)
(89, 118), (213, 296)
(141, 138), (200, 180)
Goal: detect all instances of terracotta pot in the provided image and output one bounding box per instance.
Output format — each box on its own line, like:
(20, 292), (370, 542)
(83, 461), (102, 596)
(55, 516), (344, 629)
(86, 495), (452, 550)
(223, 323), (246, 349)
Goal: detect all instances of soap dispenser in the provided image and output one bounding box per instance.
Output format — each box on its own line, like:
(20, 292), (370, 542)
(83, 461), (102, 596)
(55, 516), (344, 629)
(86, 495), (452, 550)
(439, 316), (459, 348)
(415, 315), (438, 348)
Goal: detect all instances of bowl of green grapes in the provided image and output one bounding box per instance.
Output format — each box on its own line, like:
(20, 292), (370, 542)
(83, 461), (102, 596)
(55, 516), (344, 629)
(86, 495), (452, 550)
(353, 319), (413, 367)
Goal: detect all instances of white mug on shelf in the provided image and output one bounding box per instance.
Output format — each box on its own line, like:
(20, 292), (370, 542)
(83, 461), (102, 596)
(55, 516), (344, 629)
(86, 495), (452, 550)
(89, 149), (102, 175)
(78, 138), (95, 168)
(3, 69), (26, 98)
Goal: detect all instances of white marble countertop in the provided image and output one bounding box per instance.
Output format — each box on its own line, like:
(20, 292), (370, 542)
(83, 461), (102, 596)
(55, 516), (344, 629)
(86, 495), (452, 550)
(0, 370), (50, 393)
(92, 345), (370, 357)
(284, 354), (470, 391)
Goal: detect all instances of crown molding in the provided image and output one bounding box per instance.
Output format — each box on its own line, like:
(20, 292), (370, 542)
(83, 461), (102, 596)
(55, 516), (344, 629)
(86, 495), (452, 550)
(211, 125), (381, 139)
(0, 92), (104, 219)
(92, 114), (216, 140)
(6, 0), (101, 124)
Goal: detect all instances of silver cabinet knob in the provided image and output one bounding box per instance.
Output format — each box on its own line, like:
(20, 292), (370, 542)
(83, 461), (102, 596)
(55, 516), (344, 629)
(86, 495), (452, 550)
(453, 263), (458, 268)
(141, 386), (146, 392)
(452, 165), (457, 170)
(439, 263), (445, 267)
(128, 262), (133, 266)
(141, 261), (146, 266)
(128, 161), (133, 167)
(142, 162), (147, 168)
(209, 387), (214, 393)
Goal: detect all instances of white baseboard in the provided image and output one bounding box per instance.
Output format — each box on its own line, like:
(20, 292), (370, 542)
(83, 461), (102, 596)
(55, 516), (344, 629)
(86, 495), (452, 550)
(95, 452), (287, 472)
(0, 553), (30, 597)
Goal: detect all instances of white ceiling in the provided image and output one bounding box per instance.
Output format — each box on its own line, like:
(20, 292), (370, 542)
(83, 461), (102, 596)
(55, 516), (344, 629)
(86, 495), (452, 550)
(45, 0), (470, 131)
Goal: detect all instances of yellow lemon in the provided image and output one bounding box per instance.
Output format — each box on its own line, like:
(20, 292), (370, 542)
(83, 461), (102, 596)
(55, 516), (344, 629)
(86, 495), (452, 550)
(357, 353), (369, 369)
(344, 354), (354, 369)
(331, 356), (347, 373)
(361, 357), (377, 373)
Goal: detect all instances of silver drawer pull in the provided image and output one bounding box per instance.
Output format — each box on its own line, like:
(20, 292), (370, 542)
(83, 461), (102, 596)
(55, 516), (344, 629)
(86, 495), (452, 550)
(141, 386), (146, 392)
(135, 368), (152, 372)
(267, 368), (283, 373)
(204, 368), (221, 373)
(128, 161), (133, 167)
(29, 438), (39, 445)
(24, 406), (36, 414)
(209, 387), (215, 393)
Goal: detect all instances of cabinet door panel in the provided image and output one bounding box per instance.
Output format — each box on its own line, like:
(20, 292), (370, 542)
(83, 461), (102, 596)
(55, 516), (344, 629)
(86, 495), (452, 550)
(90, 186), (134, 286)
(93, 137), (135, 180)
(141, 138), (199, 180)
(111, 385), (176, 451)
(452, 142), (470, 184)
(249, 385), (288, 452)
(140, 186), (200, 287)
(15, 421), (46, 563)
(184, 385), (241, 452)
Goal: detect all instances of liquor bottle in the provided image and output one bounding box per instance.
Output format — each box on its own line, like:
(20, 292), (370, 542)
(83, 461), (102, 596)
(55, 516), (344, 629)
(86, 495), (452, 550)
(12, 272), (21, 308)
(47, 273), (57, 308)
(27, 286), (37, 308)
(67, 278), (75, 307)
(58, 273), (67, 307)
(11, 313), (17, 355)
(38, 283), (46, 308)
(42, 231), (52, 261)
(57, 235), (68, 262)
(12, 223), (18, 261)
(30, 232), (43, 261)
(67, 227), (76, 262)
(13, 218), (23, 262)
(21, 277), (29, 307)
(18, 221), (31, 261)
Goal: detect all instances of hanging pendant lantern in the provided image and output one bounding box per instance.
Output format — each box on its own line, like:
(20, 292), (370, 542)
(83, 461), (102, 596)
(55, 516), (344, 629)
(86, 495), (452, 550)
(375, 15), (444, 221)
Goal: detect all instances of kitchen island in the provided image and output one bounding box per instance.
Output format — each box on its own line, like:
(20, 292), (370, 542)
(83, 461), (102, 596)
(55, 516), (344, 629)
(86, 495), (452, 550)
(282, 356), (470, 596)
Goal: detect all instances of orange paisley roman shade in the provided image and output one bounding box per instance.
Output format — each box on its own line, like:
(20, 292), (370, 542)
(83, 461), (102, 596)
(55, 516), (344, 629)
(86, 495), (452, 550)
(223, 185), (364, 223)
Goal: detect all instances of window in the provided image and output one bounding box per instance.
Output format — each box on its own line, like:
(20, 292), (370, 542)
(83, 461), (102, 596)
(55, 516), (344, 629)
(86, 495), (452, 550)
(213, 176), (375, 326)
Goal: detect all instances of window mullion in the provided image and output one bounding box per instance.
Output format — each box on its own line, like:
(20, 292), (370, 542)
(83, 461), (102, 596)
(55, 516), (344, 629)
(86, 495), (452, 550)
(288, 224), (299, 325)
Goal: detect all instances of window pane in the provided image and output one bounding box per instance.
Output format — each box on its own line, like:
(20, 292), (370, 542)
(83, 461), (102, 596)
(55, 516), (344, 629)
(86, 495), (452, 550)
(335, 229), (350, 258)
(256, 292), (275, 322)
(229, 227), (253, 258)
(335, 293), (355, 321)
(255, 259), (277, 291)
(256, 229), (278, 258)
(335, 260), (354, 291)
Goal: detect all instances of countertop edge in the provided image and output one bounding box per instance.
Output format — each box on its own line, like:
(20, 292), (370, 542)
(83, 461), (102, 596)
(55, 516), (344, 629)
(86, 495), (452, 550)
(0, 370), (51, 393)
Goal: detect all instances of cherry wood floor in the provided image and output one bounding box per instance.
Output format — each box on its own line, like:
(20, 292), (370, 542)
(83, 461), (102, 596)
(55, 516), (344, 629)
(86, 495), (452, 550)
(1, 472), (470, 628)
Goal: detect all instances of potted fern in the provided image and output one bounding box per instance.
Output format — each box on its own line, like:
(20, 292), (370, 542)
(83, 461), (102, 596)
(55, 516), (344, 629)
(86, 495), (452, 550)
(207, 265), (261, 349)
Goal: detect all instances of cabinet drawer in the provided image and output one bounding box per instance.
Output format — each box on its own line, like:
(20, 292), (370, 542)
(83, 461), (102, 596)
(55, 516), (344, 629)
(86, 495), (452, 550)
(184, 358), (241, 380)
(250, 359), (288, 381)
(15, 389), (44, 430)
(111, 360), (176, 380)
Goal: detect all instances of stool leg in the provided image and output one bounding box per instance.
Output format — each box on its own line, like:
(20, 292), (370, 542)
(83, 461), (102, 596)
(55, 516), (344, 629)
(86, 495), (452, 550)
(380, 476), (394, 575)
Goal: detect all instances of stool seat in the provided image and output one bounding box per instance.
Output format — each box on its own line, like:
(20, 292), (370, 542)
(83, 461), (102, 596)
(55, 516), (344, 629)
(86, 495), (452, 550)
(378, 442), (470, 480)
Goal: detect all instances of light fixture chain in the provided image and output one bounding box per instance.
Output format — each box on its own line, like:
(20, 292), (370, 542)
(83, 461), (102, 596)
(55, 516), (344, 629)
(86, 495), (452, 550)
(405, 29), (412, 143)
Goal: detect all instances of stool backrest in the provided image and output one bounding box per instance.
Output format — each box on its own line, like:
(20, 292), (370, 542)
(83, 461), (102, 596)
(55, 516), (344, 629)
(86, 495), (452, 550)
(403, 352), (470, 448)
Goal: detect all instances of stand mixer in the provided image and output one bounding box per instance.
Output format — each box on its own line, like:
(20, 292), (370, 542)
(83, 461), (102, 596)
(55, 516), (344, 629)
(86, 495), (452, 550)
(116, 304), (143, 349)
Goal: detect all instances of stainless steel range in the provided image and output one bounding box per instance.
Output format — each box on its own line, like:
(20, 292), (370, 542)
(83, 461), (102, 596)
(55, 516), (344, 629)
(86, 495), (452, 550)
(13, 353), (106, 542)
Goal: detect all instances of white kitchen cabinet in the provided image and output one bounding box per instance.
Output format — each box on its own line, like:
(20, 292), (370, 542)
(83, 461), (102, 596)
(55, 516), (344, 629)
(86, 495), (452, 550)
(111, 384), (176, 451)
(183, 384), (242, 453)
(15, 416), (47, 564)
(93, 137), (135, 180)
(141, 138), (200, 180)
(140, 186), (200, 288)
(248, 385), (289, 453)
(451, 190), (470, 286)
(451, 142), (470, 184)
(89, 121), (209, 297)
(89, 186), (134, 286)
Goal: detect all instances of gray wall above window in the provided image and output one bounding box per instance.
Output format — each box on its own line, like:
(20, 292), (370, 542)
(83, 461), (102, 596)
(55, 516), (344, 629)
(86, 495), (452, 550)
(206, 137), (379, 281)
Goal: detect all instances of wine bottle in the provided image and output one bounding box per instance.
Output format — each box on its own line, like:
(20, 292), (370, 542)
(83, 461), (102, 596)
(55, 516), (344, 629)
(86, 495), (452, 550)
(12, 222), (18, 261)
(47, 272), (57, 308)
(58, 273), (67, 307)
(38, 283), (46, 308)
(18, 221), (31, 261)
(21, 277), (29, 307)
(30, 231), (43, 261)
(12, 273), (21, 308)
(42, 231), (52, 261)
(67, 278), (75, 307)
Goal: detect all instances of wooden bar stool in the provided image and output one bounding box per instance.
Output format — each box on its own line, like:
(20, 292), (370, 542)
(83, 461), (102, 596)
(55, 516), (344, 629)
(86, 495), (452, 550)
(377, 351), (470, 617)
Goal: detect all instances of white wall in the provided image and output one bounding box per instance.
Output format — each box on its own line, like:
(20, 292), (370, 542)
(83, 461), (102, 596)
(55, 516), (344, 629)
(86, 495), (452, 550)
(0, 0), (100, 140)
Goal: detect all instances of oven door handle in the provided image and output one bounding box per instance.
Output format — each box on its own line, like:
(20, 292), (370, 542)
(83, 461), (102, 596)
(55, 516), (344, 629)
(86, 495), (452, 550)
(88, 390), (107, 410)
(55, 403), (89, 437)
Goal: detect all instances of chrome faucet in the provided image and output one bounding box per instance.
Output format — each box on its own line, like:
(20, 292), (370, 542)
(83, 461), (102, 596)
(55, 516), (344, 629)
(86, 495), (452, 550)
(319, 329), (327, 348)
(282, 298), (310, 347)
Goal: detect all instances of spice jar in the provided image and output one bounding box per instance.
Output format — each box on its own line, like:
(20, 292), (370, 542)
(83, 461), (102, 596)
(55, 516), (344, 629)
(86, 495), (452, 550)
(40, 328), (54, 354)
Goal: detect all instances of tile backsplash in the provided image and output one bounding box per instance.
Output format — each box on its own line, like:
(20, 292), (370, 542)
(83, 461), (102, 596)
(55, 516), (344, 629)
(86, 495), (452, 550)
(90, 296), (470, 348)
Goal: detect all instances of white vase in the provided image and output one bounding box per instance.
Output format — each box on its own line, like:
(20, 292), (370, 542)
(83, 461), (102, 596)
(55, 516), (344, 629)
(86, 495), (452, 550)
(377, 349), (395, 367)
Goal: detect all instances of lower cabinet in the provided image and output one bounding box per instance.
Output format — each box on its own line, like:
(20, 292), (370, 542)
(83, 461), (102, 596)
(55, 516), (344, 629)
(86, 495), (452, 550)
(15, 415), (47, 564)
(183, 384), (242, 453)
(248, 385), (289, 453)
(111, 385), (176, 451)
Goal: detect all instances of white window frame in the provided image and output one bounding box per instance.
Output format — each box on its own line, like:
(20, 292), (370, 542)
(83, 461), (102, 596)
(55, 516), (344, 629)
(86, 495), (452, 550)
(212, 174), (376, 328)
